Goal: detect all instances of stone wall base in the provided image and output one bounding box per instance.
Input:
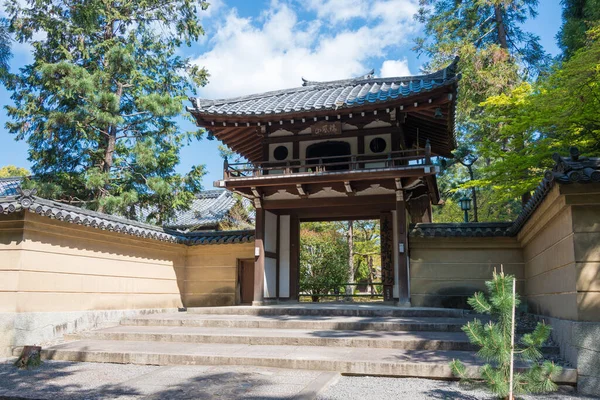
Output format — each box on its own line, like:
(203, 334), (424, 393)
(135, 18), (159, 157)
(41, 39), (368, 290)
(0, 308), (178, 357)
(535, 314), (600, 396)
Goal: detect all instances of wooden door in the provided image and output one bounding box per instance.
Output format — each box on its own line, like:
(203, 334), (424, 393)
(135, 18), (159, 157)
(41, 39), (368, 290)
(240, 259), (255, 304)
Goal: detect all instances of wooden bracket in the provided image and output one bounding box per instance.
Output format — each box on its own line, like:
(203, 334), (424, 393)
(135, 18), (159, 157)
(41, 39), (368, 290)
(296, 184), (308, 198)
(344, 181), (355, 196)
(395, 178), (403, 191)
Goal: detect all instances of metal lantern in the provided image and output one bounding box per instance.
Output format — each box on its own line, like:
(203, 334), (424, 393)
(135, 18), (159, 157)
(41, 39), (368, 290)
(434, 107), (444, 119)
(459, 195), (472, 223)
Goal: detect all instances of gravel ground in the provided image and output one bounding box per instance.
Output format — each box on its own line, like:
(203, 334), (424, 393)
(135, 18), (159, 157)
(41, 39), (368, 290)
(317, 376), (600, 400)
(0, 359), (331, 400)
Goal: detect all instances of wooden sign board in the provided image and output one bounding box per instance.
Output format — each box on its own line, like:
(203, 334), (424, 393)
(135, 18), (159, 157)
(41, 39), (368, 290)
(312, 121), (342, 136)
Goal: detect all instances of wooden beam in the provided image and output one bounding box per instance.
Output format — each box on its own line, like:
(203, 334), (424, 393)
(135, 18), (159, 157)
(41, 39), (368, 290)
(264, 126), (400, 144)
(253, 206), (265, 305)
(263, 194), (396, 210)
(396, 196), (410, 306)
(289, 215), (300, 301)
(223, 167), (436, 188)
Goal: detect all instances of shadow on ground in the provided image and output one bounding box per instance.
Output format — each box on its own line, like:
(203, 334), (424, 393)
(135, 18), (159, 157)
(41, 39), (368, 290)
(0, 360), (308, 400)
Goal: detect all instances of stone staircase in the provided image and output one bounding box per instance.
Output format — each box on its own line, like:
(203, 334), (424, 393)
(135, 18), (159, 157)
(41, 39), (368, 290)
(41, 305), (577, 384)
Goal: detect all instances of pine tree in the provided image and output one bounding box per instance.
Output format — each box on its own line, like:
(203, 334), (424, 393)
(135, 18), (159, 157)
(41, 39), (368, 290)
(0, 17), (10, 83)
(558, 0), (600, 59)
(450, 270), (561, 399)
(4, 0), (210, 223)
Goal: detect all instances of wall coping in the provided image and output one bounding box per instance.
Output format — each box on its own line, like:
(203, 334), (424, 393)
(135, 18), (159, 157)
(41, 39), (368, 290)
(411, 148), (600, 238)
(0, 190), (254, 246)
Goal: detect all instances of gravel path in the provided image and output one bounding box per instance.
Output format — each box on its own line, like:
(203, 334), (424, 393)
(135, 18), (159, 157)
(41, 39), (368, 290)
(317, 376), (600, 400)
(0, 359), (333, 400)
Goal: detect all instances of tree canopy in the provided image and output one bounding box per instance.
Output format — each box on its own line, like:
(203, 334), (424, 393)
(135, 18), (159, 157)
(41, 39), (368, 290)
(4, 0), (211, 224)
(0, 17), (10, 83)
(0, 165), (30, 178)
(558, 0), (600, 59)
(415, 0), (550, 217)
(469, 26), (600, 202)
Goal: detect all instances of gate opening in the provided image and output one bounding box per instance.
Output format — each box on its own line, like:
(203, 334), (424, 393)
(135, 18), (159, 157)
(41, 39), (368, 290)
(299, 219), (383, 302)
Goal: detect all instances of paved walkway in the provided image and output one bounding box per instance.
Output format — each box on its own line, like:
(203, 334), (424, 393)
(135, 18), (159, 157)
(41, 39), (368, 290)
(0, 359), (338, 400)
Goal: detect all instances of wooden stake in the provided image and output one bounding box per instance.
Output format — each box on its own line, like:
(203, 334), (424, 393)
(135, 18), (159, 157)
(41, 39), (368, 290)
(509, 275), (516, 400)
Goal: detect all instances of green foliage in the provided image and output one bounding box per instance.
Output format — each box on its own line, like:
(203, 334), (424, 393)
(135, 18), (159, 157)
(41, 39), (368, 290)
(219, 195), (254, 231)
(300, 222), (349, 302)
(558, 0), (600, 59)
(472, 27), (600, 202)
(414, 0), (550, 215)
(352, 220), (381, 289)
(0, 17), (10, 83)
(4, 0), (211, 223)
(0, 165), (30, 178)
(450, 270), (561, 398)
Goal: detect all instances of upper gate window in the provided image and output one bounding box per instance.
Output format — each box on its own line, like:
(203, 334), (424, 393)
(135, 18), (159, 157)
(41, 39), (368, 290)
(369, 137), (387, 153)
(273, 146), (289, 161)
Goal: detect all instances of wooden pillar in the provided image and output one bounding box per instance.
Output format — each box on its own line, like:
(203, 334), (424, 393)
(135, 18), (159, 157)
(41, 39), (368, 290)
(380, 212), (394, 302)
(253, 205), (265, 305)
(396, 191), (410, 306)
(289, 215), (300, 301)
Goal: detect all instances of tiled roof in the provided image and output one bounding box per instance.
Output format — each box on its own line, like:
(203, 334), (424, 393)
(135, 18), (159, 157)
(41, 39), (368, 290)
(164, 190), (238, 231)
(509, 148), (600, 235)
(411, 148), (600, 238)
(0, 188), (254, 246)
(410, 222), (512, 238)
(189, 58), (459, 117)
(185, 230), (255, 245)
(0, 177), (22, 196)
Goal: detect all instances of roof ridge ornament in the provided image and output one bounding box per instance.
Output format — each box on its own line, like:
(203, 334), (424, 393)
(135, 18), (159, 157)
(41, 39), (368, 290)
(16, 187), (37, 208)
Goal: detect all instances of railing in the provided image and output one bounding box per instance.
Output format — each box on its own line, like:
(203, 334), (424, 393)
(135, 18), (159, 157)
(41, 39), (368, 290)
(299, 282), (385, 302)
(224, 144), (432, 179)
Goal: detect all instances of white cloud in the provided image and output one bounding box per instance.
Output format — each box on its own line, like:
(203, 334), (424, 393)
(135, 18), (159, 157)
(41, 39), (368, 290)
(380, 58), (411, 77)
(192, 0), (420, 99)
(304, 0), (370, 23)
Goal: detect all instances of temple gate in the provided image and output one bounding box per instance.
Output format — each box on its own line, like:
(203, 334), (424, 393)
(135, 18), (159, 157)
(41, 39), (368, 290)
(188, 59), (460, 306)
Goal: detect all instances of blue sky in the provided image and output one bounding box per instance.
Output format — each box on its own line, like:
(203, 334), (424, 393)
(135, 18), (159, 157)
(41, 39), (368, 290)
(0, 0), (563, 188)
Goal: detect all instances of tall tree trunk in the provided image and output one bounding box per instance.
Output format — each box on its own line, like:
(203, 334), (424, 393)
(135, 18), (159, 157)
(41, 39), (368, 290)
(494, 4), (509, 50)
(97, 18), (117, 213)
(345, 220), (354, 300)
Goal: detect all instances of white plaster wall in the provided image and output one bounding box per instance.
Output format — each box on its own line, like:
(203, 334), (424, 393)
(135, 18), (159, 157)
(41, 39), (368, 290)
(264, 258), (277, 298)
(364, 133), (391, 169)
(268, 129), (294, 137)
(268, 143), (293, 162)
(279, 215), (291, 298)
(364, 134), (391, 156)
(264, 211), (277, 253)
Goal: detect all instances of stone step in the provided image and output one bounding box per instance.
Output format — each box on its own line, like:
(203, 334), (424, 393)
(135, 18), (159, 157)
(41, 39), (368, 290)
(66, 325), (477, 351)
(121, 313), (471, 332)
(186, 305), (472, 318)
(41, 340), (577, 384)
(67, 325), (561, 354)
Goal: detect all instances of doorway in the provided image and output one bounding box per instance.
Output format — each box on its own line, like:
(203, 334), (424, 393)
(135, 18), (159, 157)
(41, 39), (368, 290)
(306, 141), (351, 171)
(239, 259), (255, 304)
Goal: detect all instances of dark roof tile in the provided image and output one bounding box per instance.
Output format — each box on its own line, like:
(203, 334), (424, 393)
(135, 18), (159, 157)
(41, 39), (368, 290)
(188, 58), (459, 117)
